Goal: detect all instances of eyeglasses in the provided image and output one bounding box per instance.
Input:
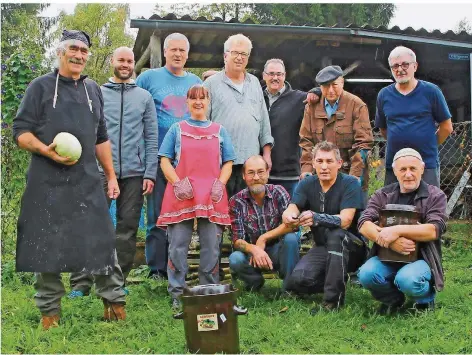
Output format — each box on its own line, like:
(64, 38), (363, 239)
(389, 62), (414, 71)
(245, 170), (267, 178)
(229, 51), (249, 58)
(264, 72), (285, 77)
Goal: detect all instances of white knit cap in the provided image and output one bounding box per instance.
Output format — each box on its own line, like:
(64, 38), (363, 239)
(393, 148), (423, 162)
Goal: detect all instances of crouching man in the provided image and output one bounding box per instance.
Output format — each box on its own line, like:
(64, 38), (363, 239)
(228, 155), (300, 291)
(283, 141), (368, 311)
(357, 148), (447, 314)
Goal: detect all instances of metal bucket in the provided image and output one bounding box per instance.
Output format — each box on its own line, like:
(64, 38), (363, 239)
(378, 204), (420, 263)
(174, 284), (248, 354)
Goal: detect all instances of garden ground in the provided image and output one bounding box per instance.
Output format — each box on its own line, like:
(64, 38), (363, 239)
(1, 223), (471, 354)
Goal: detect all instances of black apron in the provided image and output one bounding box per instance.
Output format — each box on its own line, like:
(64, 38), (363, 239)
(16, 78), (115, 274)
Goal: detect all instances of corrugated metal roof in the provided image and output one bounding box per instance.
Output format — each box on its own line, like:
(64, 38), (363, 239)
(136, 13), (472, 43)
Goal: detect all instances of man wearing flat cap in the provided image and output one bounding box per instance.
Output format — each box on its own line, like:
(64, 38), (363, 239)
(357, 148), (447, 314)
(299, 65), (373, 200)
(13, 29), (126, 329)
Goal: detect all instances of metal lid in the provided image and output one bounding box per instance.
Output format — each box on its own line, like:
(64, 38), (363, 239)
(383, 204), (417, 212)
(183, 283), (235, 296)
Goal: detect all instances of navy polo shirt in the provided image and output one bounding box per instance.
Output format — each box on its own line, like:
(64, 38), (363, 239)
(375, 80), (451, 169)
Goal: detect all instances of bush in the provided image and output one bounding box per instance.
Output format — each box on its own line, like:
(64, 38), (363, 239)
(1, 49), (45, 262)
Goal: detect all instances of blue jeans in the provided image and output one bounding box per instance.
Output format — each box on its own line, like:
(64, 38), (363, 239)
(358, 256), (435, 305)
(229, 232), (300, 291)
(145, 168), (169, 276)
(268, 179), (299, 198)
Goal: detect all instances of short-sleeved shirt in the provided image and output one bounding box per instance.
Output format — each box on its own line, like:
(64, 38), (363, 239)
(375, 80), (451, 169)
(135, 67), (202, 149)
(291, 173), (363, 244)
(158, 118), (236, 166)
(229, 184), (291, 244)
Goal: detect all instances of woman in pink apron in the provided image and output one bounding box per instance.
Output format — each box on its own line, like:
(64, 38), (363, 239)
(157, 85), (236, 309)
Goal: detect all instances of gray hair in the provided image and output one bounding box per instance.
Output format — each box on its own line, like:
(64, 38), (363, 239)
(163, 33), (190, 51)
(312, 141), (342, 161)
(53, 39), (90, 68)
(388, 46), (416, 65)
(264, 58), (285, 73)
(224, 33), (252, 54)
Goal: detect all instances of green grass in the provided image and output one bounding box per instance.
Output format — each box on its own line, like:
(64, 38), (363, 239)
(1, 225), (471, 354)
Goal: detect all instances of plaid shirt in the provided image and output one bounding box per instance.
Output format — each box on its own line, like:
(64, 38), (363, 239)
(229, 184), (291, 244)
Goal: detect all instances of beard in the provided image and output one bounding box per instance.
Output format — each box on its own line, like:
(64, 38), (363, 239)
(114, 67), (133, 80)
(248, 184), (266, 194)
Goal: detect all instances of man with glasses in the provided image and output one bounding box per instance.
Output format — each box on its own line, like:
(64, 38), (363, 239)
(228, 155), (300, 291)
(376, 46), (453, 187)
(283, 141), (368, 312)
(299, 65), (373, 202)
(203, 34), (274, 198)
(262, 58), (321, 197)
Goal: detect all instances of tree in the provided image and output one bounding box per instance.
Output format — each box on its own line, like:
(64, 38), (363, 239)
(1, 4), (58, 58)
(153, 3), (254, 21)
(250, 3), (396, 27)
(455, 17), (471, 34)
(152, 3), (396, 27)
(55, 4), (134, 84)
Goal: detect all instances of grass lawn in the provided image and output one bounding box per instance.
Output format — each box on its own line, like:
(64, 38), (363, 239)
(1, 223), (471, 354)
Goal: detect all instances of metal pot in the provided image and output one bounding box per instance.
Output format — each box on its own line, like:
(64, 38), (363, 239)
(174, 284), (248, 354)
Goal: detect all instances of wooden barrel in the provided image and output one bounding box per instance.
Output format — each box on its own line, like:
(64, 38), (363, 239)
(378, 204), (420, 263)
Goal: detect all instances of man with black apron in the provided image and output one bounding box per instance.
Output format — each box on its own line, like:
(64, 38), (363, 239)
(12, 30), (126, 330)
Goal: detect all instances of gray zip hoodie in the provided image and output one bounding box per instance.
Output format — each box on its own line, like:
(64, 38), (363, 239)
(100, 79), (158, 181)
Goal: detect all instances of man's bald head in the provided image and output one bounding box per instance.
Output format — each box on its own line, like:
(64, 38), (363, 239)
(111, 47), (135, 82)
(242, 155), (269, 173)
(112, 46), (134, 59)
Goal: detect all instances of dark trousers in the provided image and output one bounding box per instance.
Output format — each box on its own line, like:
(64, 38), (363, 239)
(70, 176), (144, 290)
(384, 168), (440, 187)
(145, 168), (169, 277)
(226, 164), (245, 198)
(286, 228), (367, 306)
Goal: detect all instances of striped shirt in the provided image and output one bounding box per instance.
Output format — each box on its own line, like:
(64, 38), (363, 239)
(203, 71), (274, 165)
(229, 184), (291, 244)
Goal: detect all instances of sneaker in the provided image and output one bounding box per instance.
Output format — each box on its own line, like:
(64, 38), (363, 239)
(413, 300), (435, 312)
(171, 298), (182, 311)
(148, 272), (167, 282)
(68, 290), (85, 299)
(378, 294), (405, 315)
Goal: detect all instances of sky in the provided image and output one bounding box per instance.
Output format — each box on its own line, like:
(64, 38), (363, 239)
(39, 2), (472, 35)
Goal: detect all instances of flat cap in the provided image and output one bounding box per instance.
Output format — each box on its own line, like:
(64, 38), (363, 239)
(393, 148), (423, 162)
(315, 65), (343, 85)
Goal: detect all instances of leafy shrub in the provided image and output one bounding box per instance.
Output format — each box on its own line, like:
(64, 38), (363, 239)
(1, 49), (45, 263)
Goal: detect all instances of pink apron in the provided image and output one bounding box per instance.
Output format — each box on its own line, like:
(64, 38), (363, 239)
(157, 121), (231, 227)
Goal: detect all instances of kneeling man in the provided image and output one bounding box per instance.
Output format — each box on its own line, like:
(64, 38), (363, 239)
(228, 155), (300, 291)
(357, 148), (447, 313)
(283, 141), (367, 310)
